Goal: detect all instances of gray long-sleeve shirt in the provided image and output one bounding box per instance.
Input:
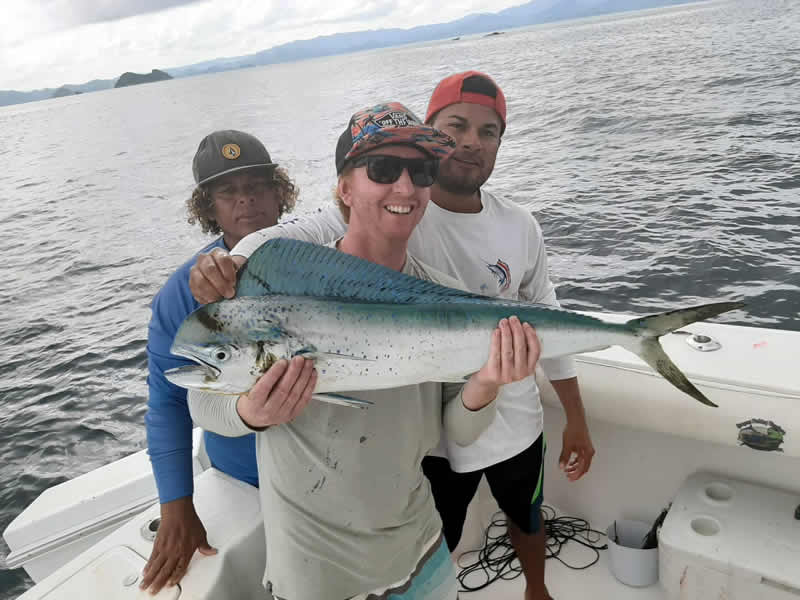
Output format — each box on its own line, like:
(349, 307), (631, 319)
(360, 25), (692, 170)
(188, 252), (496, 600)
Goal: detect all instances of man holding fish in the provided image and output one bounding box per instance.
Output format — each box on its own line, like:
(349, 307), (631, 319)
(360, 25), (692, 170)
(190, 72), (587, 600)
(184, 103), (542, 599)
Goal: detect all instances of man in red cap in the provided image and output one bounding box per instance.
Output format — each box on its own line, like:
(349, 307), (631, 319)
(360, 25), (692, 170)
(187, 73), (594, 600)
(417, 71), (595, 600)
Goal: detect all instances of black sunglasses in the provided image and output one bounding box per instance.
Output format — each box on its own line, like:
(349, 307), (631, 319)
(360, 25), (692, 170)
(349, 155), (438, 187)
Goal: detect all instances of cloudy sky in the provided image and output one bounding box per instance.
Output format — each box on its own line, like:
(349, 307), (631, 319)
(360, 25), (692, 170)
(1, 0), (525, 91)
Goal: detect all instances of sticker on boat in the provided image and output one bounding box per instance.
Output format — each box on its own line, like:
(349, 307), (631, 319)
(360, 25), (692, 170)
(736, 418), (785, 452)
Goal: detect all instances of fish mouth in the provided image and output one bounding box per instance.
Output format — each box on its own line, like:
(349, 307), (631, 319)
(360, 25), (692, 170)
(165, 345), (222, 389)
(164, 364), (220, 390)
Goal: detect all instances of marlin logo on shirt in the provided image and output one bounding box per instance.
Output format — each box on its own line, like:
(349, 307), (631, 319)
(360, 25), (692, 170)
(486, 259), (510, 293)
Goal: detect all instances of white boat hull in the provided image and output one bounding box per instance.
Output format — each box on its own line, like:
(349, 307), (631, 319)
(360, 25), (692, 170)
(548, 314), (800, 457)
(12, 469), (266, 600)
(3, 429), (209, 584)
(4, 321), (799, 599)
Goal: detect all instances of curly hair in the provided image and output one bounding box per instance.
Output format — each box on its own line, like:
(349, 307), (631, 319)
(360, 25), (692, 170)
(186, 166), (298, 235)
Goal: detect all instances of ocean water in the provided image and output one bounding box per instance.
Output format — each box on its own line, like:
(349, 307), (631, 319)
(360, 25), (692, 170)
(0, 0), (798, 596)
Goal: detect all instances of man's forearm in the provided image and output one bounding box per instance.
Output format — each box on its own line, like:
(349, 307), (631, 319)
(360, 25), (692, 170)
(187, 391), (253, 437)
(161, 495), (194, 512)
(550, 376), (586, 422)
(146, 396), (195, 504)
(231, 206), (346, 258)
(443, 384), (497, 447)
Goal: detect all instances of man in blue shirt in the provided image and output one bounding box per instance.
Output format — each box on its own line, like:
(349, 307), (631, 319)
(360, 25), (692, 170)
(141, 130), (298, 594)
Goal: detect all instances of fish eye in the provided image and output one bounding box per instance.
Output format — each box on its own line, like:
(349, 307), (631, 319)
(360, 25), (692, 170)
(214, 347), (231, 361)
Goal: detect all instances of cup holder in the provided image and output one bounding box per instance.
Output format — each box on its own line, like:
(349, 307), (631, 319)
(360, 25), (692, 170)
(704, 482), (734, 504)
(141, 517), (161, 542)
(690, 516), (721, 537)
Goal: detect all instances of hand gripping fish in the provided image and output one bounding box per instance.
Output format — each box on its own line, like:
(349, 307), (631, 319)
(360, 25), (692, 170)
(165, 239), (744, 408)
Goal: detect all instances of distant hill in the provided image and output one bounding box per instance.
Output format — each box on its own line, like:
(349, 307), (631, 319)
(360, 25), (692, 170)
(1, 78), (115, 107)
(1, 0), (704, 107)
(51, 86), (82, 98)
(165, 0), (700, 77)
(114, 69), (173, 88)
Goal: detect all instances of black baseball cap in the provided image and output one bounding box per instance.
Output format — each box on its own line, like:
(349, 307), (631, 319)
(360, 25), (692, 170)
(192, 130), (277, 186)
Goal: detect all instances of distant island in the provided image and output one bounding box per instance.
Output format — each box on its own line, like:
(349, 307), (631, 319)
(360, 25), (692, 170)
(0, 0), (706, 107)
(114, 69), (173, 88)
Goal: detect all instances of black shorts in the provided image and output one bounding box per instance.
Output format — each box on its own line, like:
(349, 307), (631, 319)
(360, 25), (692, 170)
(422, 434), (546, 551)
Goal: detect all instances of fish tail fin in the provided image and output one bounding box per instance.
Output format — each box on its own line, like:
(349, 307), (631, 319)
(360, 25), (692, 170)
(628, 338), (718, 407)
(620, 301), (745, 408)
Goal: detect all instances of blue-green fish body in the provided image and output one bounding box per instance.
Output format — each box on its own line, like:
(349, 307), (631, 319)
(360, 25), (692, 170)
(166, 239), (745, 407)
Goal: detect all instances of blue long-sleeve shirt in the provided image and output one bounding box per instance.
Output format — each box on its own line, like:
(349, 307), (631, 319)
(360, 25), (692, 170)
(146, 237), (258, 503)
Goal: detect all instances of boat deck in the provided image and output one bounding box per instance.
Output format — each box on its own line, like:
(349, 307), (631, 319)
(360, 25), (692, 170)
(452, 491), (666, 600)
(458, 540), (665, 599)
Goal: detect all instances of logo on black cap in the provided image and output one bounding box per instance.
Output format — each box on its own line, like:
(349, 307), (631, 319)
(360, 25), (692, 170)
(222, 144), (241, 160)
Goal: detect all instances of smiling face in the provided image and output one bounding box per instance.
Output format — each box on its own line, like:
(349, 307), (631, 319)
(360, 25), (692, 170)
(209, 169), (281, 248)
(431, 102), (502, 195)
(337, 145), (431, 244)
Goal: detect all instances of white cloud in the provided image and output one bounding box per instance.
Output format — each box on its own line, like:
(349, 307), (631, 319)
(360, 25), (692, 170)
(0, 0), (525, 90)
(47, 0), (209, 26)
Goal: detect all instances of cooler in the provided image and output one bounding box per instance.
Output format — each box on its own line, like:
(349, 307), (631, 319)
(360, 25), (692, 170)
(659, 472), (800, 600)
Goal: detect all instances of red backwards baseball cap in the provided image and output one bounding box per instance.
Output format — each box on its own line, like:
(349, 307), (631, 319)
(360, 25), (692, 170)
(425, 71), (507, 134)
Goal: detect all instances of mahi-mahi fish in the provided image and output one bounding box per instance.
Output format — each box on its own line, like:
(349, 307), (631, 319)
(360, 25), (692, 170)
(165, 238), (744, 408)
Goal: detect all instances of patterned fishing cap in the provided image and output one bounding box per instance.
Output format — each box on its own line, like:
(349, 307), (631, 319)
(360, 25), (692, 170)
(335, 102), (455, 174)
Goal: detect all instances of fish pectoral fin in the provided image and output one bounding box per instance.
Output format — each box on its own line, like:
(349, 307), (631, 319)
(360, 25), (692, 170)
(300, 350), (375, 362)
(312, 393), (373, 408)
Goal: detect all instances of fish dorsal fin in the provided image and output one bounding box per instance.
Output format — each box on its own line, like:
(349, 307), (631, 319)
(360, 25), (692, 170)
(236, 238), (481, 304)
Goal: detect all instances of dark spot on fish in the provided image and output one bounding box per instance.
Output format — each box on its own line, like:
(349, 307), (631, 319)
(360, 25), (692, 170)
(360, 436), (367, 444)
(311, 476), (326, 492)
(197, 309), (225, 333)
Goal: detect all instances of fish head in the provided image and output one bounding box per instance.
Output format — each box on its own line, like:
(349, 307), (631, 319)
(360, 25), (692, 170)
(166, 339), (264, 394)
(165, 301), (283, 394)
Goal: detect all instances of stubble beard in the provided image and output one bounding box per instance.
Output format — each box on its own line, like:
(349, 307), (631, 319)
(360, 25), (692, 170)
(436, 161), (493, 196)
